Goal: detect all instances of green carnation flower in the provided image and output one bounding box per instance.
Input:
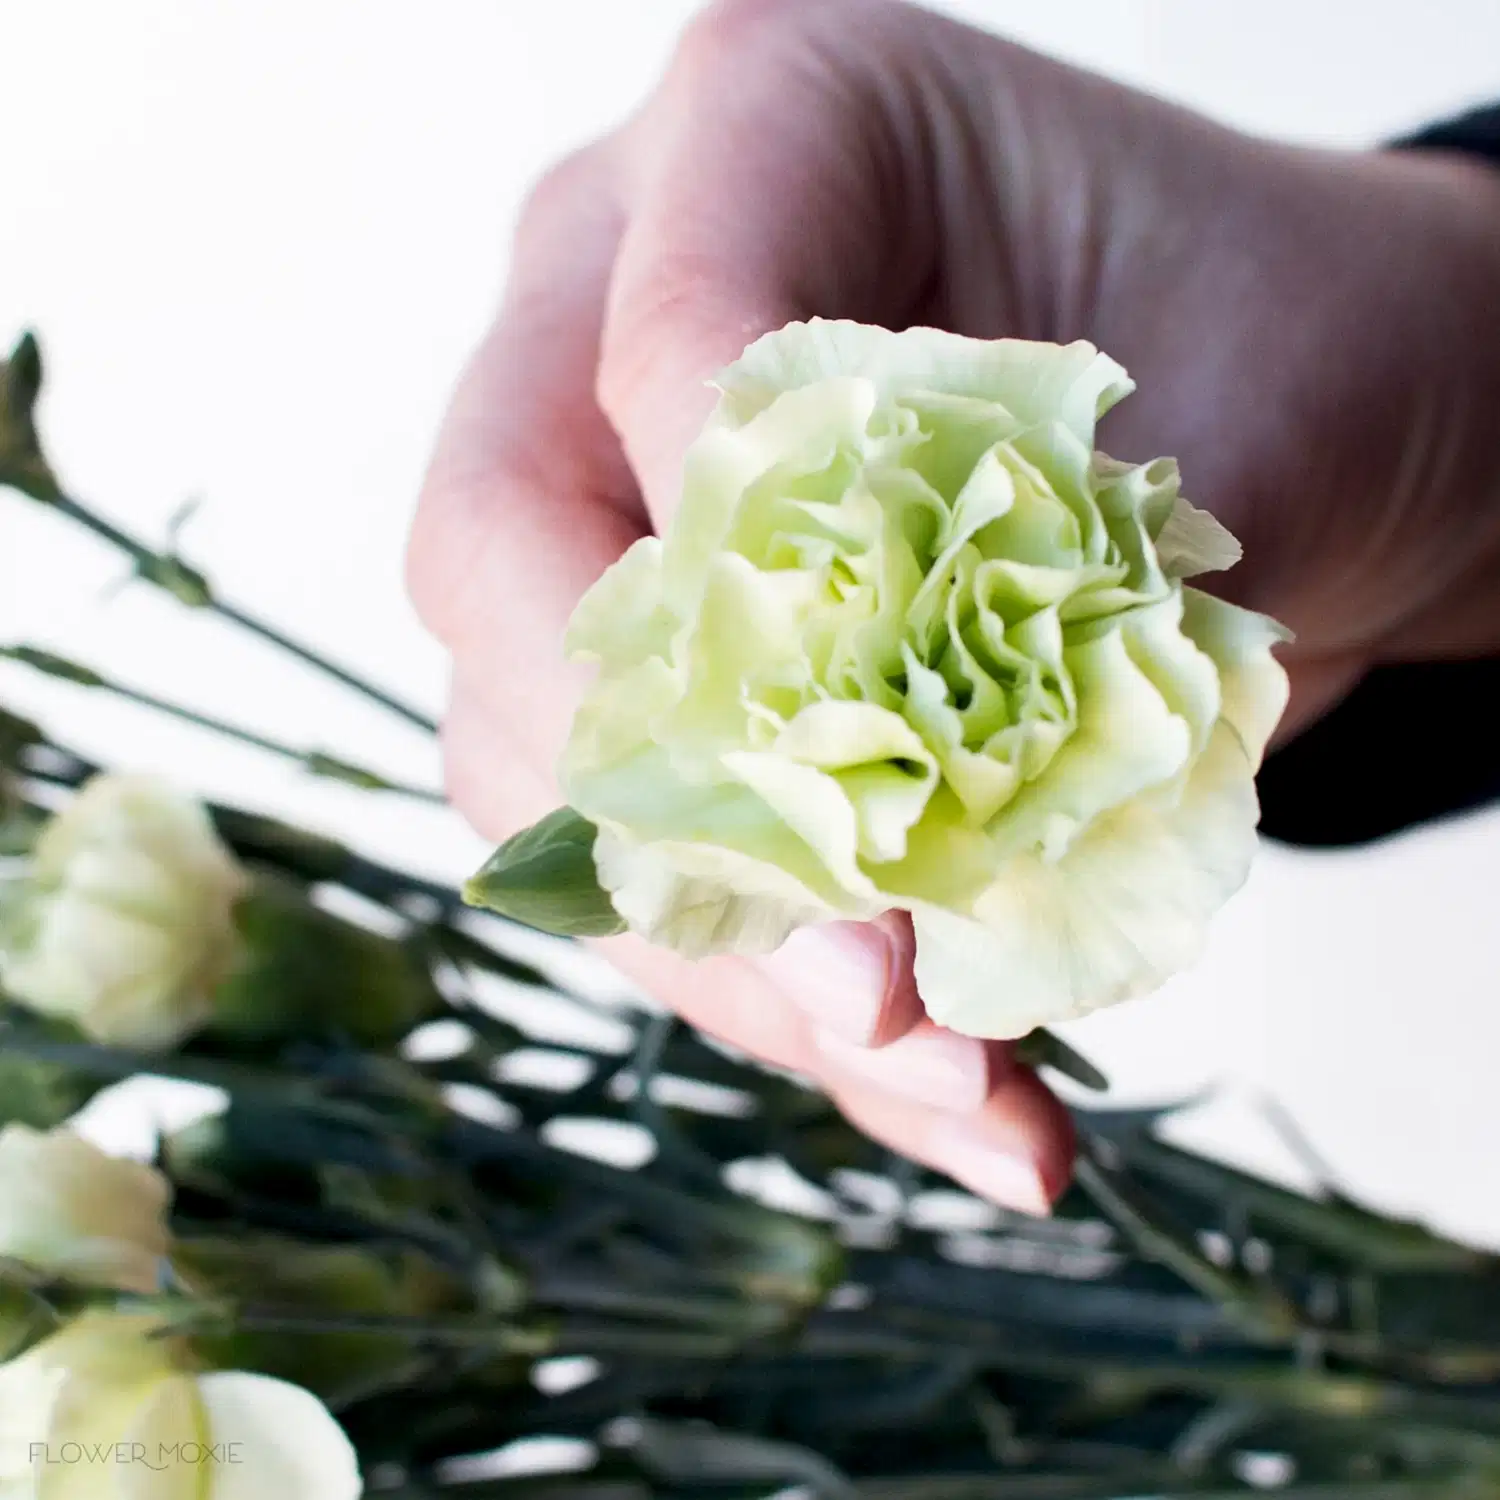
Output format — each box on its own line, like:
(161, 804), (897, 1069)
(561, 320), (1289, 1038)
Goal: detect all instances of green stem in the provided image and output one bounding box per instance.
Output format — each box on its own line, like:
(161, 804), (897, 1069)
(1, 645), (443, 802)
(42, 492), (439, 734)
(210, 596), (438, 735)
(1073, 1141), (1301, 1341)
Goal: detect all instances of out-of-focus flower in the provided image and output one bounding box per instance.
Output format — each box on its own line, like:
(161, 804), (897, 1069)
(0, 1311), (362, 1499)
(0, 1124), (170, 1293)
(0, 774), (248, 1049)
(561, 320), (1288, 1037)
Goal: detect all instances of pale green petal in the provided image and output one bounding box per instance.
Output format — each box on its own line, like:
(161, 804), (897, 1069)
(713, 320), (1132, 447)
(720, 751), (877, 900)
(1091, 456), (1173, 595)
(1153, 494), (1244, 578)
(573, 745), (863, 919)
(869, 787), (1010, 910)
(563, 658), (684, 783)
(192, 1372), (361, 1500)
(1118, 592), (1222, 755)
(913, 721), (1259, 1037)
(773, 700), (929, 770)
(772, 700), (937, 864)
(895, 391), (1024, 499)
(902, 649), (1020, 827)
(659, 552), (816, 763)
(973, 558), (1114, 621)
(565, 536), (675, 666)
(987, 626), (1192, 861)
(1009, 422), (1110, 563)
(936, 554), (1010, 745)
(908, 447), (1018, 620)
(593, 828), (843, 958)
(1181, 588), (1292, 768)
(968, 450), (1083, 569)
(665, 376), (878, 611)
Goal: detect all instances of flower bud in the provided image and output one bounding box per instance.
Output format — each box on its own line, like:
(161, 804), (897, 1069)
(0, 774), (247, 1049)
(209, 871), (442, 1050)
(171, 1234), (484, 1402)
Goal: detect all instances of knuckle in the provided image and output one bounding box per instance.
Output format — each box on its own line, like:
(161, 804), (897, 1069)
(674, 0), (806, 72)
(405, 466), (492, 647)
(438, 711), (487, 825)
(519, 142), (608, 229)
(595, 250), (730, 423)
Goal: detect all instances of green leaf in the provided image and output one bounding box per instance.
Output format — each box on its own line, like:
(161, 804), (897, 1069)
(1015, 1026), (1110, 1092)
(463, 806), (625, 938)
(0, 332), (61, 503)
(0, 644), (106, 687)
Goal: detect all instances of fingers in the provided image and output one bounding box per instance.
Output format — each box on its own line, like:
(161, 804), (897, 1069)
(828, 1067), (1075, 1216)
(595, 6), (906, 523)
(759, 913), (924, 1047)
(595, 930), (1073, 1213)
(811, 1021), (993, 1114)
(409, 5), (1075, 1213)
(407, 145), (645, 788)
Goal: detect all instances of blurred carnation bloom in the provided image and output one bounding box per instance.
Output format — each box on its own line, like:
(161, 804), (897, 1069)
(0, 1310), (362, 1499)
(0, 773), (247, 1049)
(0, 1124), (170, 1294)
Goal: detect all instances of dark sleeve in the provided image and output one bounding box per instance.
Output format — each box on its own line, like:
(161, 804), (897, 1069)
(1255, 103), (1500, 849)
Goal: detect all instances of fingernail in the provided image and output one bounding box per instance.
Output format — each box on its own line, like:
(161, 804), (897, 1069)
(761, 921), (891, 1045)
(928, 1120), (1055, 1216)
(815, 1025), (989, 1112)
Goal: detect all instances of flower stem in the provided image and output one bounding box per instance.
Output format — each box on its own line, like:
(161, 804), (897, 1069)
(1, 644), (444, 802)
(42, 492), (439, 734)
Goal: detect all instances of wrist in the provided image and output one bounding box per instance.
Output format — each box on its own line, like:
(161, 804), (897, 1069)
(1360, 145), (1500, 662)
(1263, 138), (1500, 665)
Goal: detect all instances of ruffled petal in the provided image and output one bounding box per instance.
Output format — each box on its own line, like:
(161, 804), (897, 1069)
(594, 828), (845, 959)
(912, 720), (1259, 1036)
(565, 536), (674, 667)
(1153, 494), (1244, 579)
(714, 320), (1132, 448)
(986, 625), (1194, 862)
(1181, 588), (1292, 768)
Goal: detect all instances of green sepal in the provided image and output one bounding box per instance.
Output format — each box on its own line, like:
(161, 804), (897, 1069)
(463, 806), (625, 938)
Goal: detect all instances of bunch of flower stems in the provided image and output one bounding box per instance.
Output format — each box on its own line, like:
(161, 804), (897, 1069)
(5, 334), (1500, 1499)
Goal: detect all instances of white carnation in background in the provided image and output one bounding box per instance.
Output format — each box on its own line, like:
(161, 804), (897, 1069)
(0, 1124), (170, 1294)
(0, 774), (247, 1049)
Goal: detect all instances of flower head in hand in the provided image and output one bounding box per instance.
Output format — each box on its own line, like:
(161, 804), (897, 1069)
(560, 320), (1289, 1038)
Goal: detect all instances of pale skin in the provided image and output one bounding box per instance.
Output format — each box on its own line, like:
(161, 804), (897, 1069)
(408, 0), (1500, 1213)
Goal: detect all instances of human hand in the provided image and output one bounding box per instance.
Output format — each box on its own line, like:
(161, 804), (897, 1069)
(408, 0), (1500, 1212)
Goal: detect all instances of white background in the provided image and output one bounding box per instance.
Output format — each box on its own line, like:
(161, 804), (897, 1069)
(3, 1), (1500, 1243)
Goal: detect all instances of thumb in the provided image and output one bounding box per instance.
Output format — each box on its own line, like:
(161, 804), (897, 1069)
(593, 6), (904, 525)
